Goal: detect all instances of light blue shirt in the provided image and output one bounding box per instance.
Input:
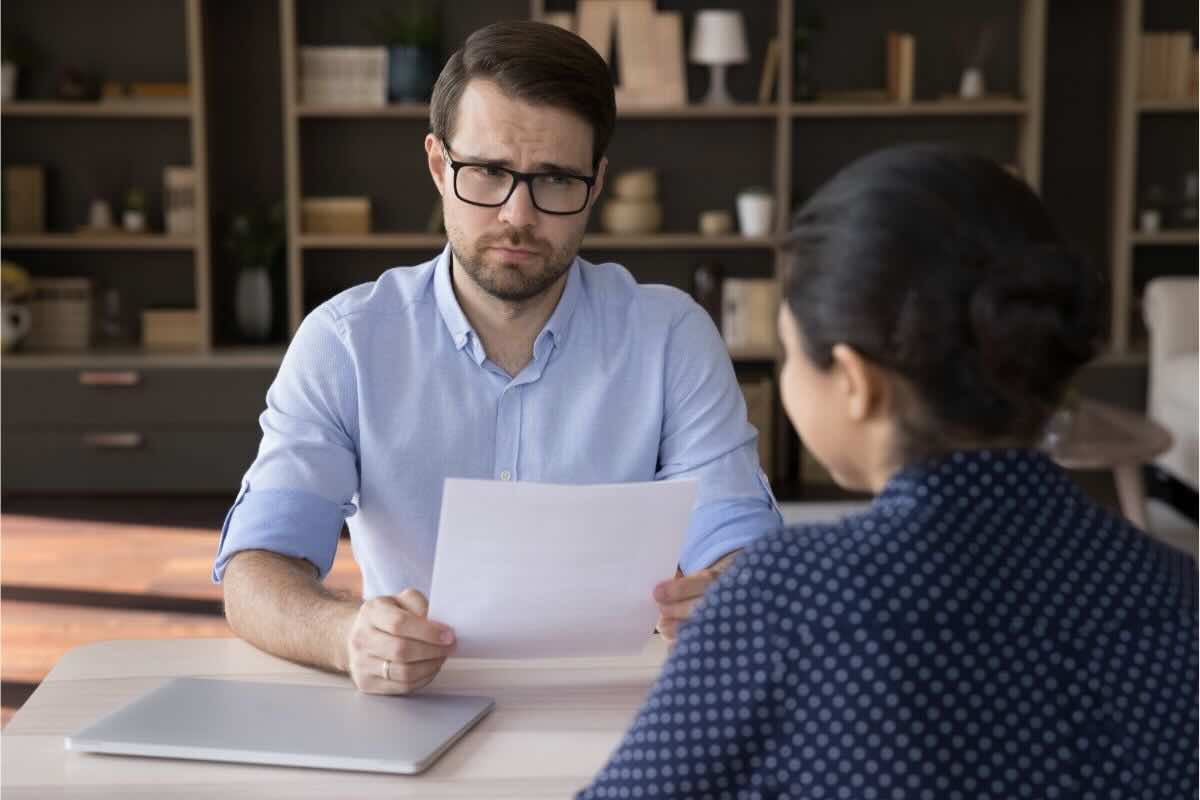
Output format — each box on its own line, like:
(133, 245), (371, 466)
(213, 246), (781, 599)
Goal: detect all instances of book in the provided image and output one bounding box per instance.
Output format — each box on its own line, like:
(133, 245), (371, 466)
(3, 165), (45, 234)
(576, 0), (615, 64)
(758, 37), (781, 104)
(615, 1), (658, 93)
(298, 47), (387, 107)
(886, 32), (915, 104)
(654, 11), (687, 106)
(541, 12), (574, 32)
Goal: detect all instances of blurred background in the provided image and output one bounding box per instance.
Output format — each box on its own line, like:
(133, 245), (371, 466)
(1, 0), (1197, 725)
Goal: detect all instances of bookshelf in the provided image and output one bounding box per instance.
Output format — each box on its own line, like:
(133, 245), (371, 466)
(1109, 0), (1199, 358)
(274, 0), (1047, 487)
(0, 0), (213, 352)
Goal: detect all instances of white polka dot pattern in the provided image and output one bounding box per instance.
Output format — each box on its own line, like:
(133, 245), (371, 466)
(579, 450), (1199, 799)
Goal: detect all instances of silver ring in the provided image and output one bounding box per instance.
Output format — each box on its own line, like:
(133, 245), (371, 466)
(380, 659), (391, 681)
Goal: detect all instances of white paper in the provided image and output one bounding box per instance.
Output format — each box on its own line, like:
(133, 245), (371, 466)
(427, 478), (698, 658)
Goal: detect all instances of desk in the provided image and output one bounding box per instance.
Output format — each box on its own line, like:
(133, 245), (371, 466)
(1, 637), (668, 799)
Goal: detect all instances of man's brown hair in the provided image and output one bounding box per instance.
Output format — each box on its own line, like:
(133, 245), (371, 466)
(430, 20), (616, 171)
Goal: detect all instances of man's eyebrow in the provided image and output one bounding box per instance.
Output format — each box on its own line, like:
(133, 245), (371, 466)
(455, 153), (588, 175)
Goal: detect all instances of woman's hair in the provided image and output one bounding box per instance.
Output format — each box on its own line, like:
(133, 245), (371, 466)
(430, 21), (616, 171)
(784, 144), (1102, 459)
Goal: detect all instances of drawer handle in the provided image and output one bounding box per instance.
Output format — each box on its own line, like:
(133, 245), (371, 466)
(82, 433), (145, 450)
(79, 371), (142, 387)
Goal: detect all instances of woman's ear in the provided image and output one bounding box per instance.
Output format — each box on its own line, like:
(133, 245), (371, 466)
(829, 343), (893, 422)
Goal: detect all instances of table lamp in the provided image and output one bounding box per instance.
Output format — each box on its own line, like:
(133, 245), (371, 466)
(689, 10), (749, 105)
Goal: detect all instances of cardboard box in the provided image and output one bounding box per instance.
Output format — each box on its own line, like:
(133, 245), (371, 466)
(141, 308), (202, 351)
(302, 197), (371, 235)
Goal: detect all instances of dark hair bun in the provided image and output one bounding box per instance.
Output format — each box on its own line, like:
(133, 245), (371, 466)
(967, 244), (1100, 436)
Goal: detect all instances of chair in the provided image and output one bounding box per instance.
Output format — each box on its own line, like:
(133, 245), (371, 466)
(1143, 276), (1199, 495)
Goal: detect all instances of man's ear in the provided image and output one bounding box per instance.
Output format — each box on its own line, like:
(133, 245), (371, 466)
(425, 133), (446, 196)
(829, 343), (893, 422)
(586, 156), (608, 212)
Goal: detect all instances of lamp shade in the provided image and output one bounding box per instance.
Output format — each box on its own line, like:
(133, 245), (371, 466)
(689, 10), (749, 66)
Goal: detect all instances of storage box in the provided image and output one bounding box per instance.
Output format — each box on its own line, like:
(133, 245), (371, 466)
(301, 197), (371, 235)
(141, 308), (203, 351)
(721, 278), (779, 352)
(298, 47), (387, 107)
(26, 277), (92, 351)
(3, 165), (46, 233)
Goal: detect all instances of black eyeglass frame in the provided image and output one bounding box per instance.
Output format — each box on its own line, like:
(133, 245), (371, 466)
(441, 141), (597, 216)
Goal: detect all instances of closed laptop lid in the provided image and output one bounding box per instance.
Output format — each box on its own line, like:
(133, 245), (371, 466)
(66, 677), (495, 775)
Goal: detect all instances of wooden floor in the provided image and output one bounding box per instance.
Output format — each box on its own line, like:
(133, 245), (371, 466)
(0, 496), (363, 727)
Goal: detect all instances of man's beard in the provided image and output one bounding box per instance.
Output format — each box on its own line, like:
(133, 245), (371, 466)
(447, 223), (580, 303)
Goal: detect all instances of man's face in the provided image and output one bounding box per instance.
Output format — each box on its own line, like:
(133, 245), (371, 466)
(425, 79), (607, 303)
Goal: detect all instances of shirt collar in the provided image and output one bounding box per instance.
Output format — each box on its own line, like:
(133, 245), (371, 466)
(432, 244), (584, 359)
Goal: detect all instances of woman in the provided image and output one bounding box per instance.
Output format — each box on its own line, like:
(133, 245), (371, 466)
(579, 145), (1198, 798)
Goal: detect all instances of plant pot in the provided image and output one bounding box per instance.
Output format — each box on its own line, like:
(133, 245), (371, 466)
(601, 199), (662, 235)
(235, 265), (273, 342)
(388, 46), (436, 103)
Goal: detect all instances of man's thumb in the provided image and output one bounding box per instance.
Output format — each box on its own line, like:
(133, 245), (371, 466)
(395, 588), (429, 617)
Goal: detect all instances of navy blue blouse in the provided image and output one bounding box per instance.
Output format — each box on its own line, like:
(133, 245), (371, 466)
(580, 449), (1198, 799)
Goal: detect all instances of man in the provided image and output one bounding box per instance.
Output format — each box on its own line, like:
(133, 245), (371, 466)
(214, 20), (780, 695)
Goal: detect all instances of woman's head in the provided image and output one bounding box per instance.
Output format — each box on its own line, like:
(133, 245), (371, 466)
(779, 144), (1101, 491)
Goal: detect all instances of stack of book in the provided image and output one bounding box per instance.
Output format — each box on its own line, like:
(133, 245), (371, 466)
(142, 308), (202, 351)
(299, 47), (387, 107)
(1139, 32), (1198, 100)
(886, 32), (916, 104)
(27, 278), (91, 351)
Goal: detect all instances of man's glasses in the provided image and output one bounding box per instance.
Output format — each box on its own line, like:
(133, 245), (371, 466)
(441, 141), (596, 215)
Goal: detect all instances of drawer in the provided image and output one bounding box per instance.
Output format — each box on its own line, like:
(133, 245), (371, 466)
(1, 429), (262, 492)
(2, 368), (275, 428)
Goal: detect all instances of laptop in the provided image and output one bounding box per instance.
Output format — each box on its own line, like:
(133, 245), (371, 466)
(65, 677), (495, 775)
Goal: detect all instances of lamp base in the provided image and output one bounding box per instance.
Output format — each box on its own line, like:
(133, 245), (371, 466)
(700, 63), (735, 105)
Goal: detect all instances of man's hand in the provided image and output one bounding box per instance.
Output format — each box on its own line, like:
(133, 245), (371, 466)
(653, 568), (720, 645)
(653, 550), (742, 646)
(344, 588), (456, 694)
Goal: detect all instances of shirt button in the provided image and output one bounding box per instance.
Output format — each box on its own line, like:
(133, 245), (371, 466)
(499, 470), (512, 481)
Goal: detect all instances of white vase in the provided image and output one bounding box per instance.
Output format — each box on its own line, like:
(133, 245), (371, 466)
(1, 62), (17, 103)
(235, 266), (272, 341)
(736, 192), (774, 237)
(959, 67), (986, 100)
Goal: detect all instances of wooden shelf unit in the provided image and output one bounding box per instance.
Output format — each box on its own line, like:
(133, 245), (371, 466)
(0, 100), (194, 118)
(1108, 0), (1199, 355)
(1, 234), (200, 250)
(0, 0), (213, 354)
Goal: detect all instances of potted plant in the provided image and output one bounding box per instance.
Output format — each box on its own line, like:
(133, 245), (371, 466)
(366, 1), (438, 103)
(226, 203), (284, 342)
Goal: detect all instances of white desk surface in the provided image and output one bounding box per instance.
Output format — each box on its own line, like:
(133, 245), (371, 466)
(2, 636), (669, 799)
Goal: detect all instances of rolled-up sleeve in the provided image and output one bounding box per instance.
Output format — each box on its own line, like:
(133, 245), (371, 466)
(212, 304), (361, 583)
(657, 306), (782, 573)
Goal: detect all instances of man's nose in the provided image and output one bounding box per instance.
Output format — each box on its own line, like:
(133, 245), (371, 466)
(498, 179), (539, 228)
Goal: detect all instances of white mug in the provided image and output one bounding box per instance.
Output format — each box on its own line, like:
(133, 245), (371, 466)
(2, 303), (32, 351)
(736, 191), (775, 237)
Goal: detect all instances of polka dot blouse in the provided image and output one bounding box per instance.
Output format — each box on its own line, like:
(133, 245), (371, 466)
(579, 449), (1199, 799)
